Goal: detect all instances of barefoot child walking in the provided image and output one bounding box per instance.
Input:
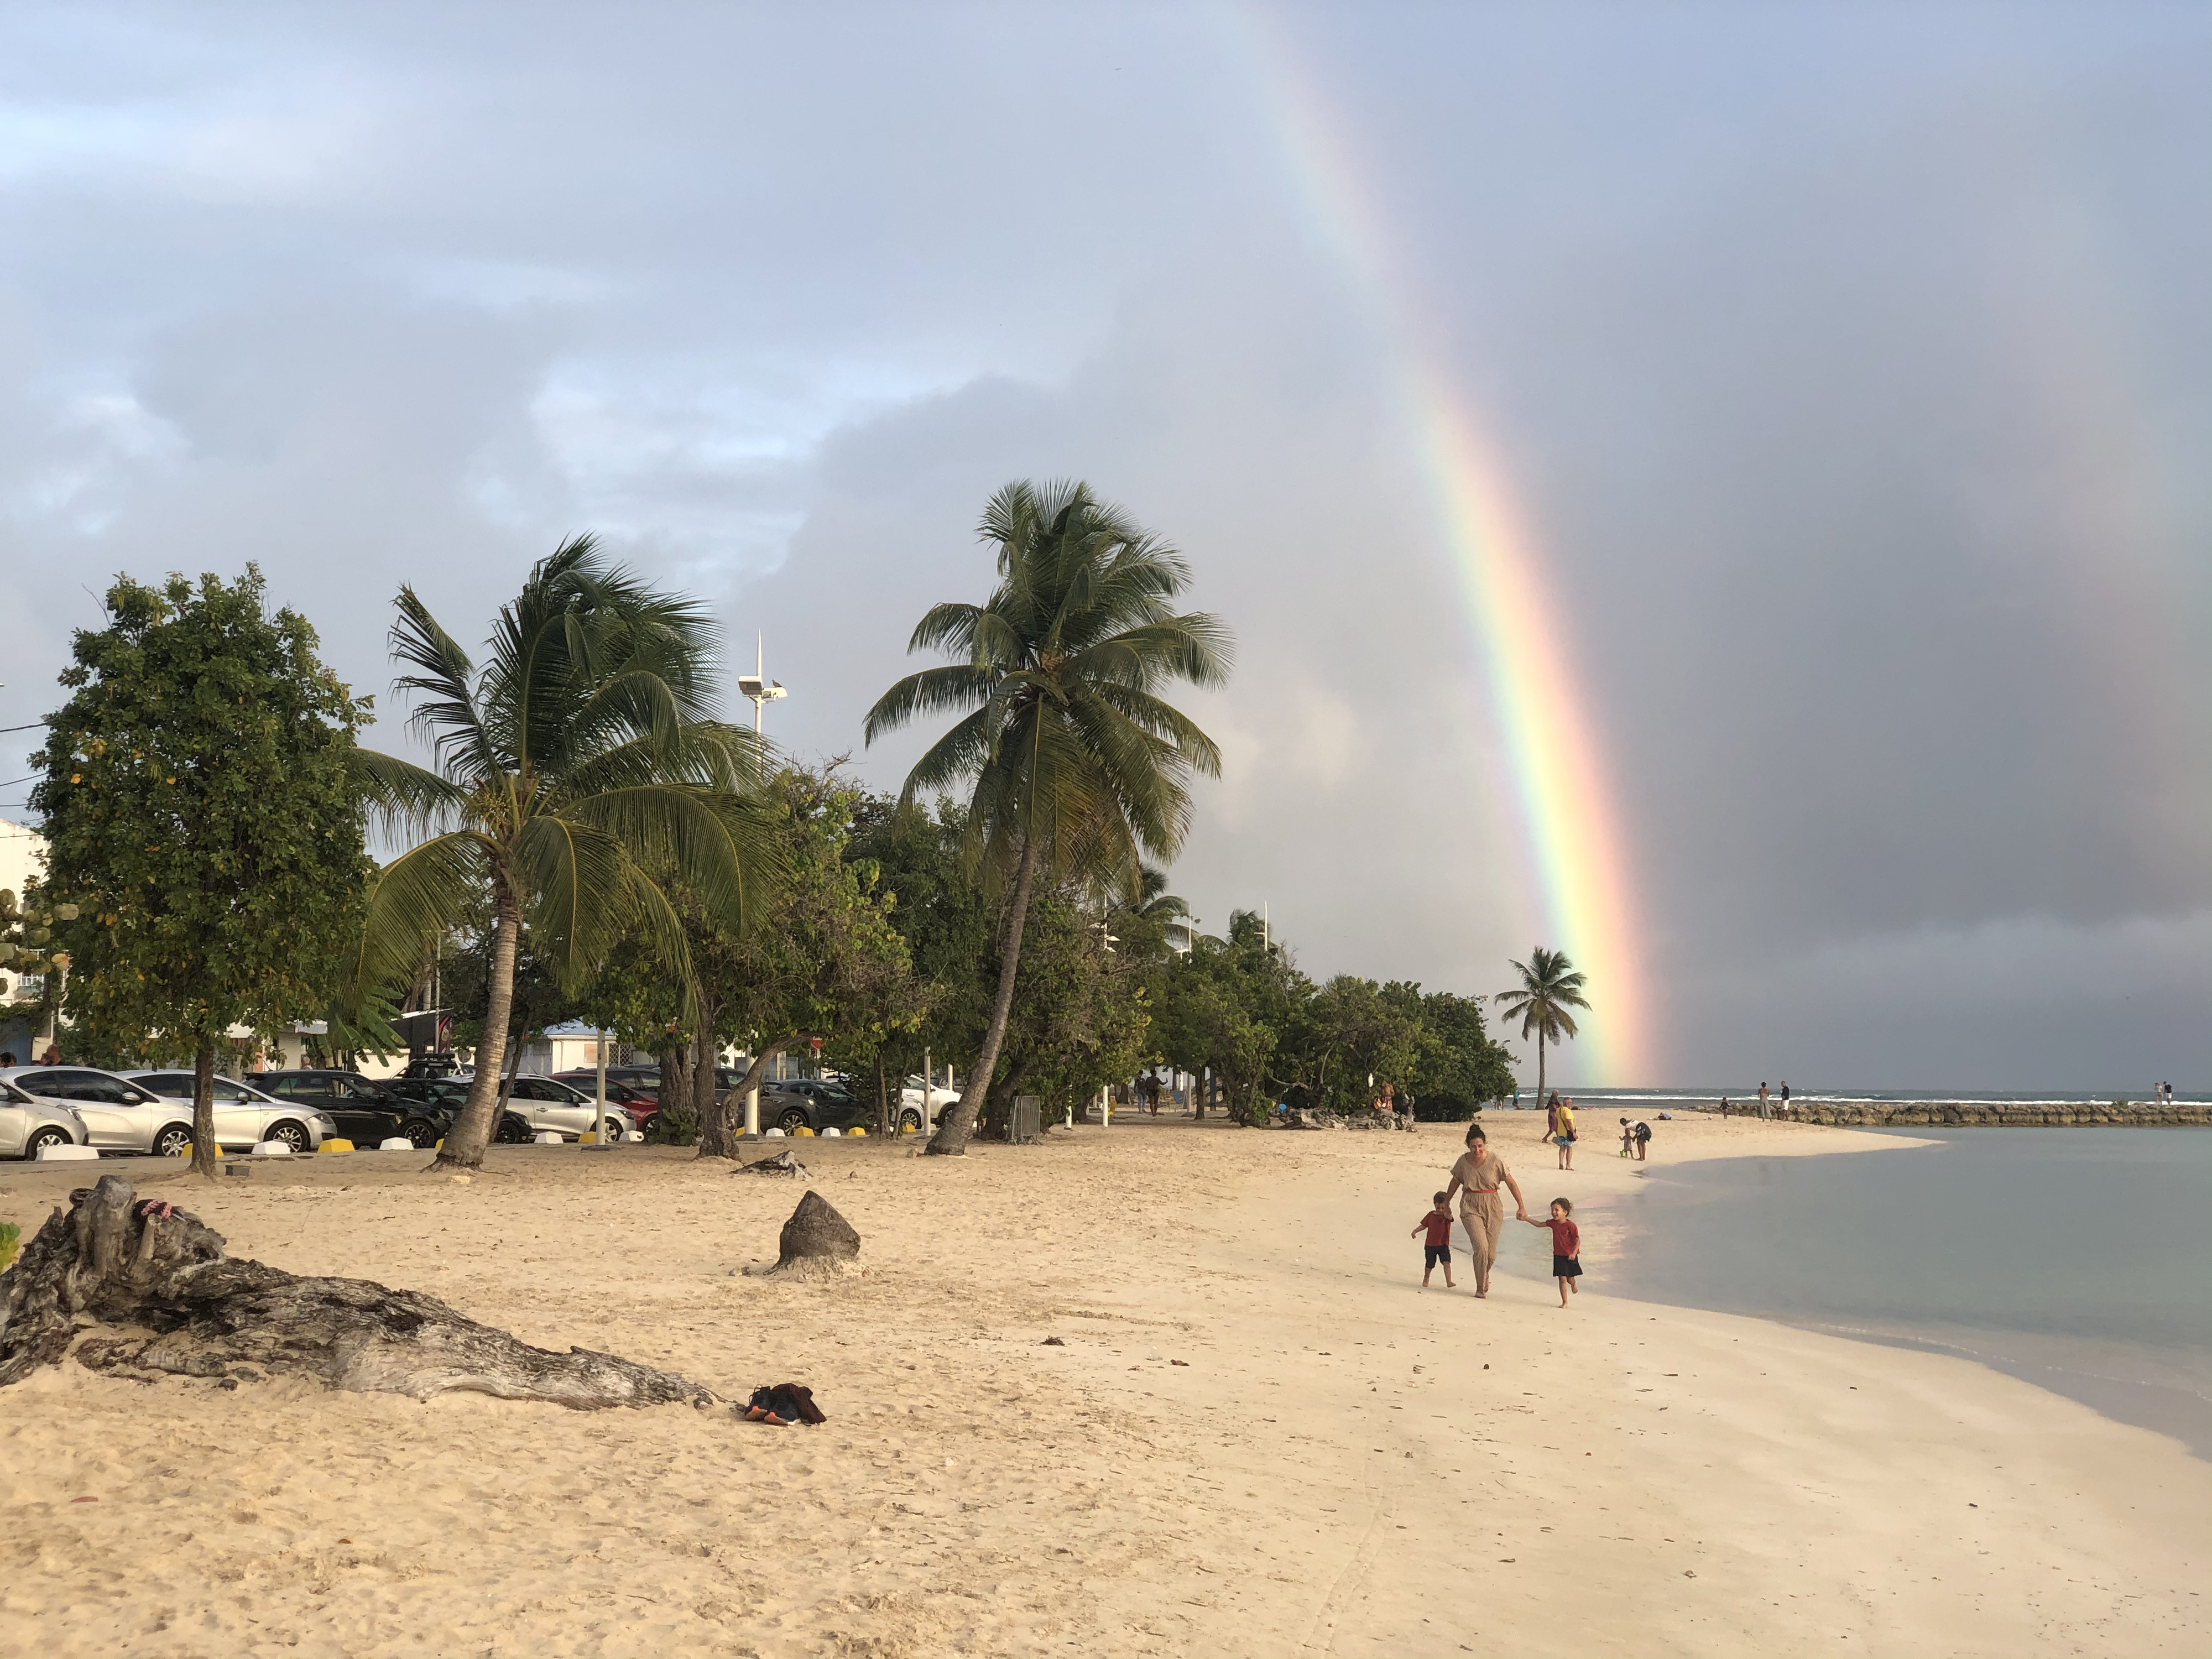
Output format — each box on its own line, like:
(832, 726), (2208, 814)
(1412, 1192), (1457, 1289)
(1521, 1198), (1582, 1307)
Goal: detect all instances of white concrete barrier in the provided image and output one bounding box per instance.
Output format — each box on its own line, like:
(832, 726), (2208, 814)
(764, 1128), (786, 1138)
(622, 1130), (646, 1144)
(821, 1127), (842, 1137)
(251, 1141), (293, 1156)
(378, 1137), (415, 1151)
(533, 1131), (564, 1145)
(35, 1143), (98, 1162)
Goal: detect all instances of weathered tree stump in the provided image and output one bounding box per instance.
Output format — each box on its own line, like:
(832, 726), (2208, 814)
(742, 1190), (860, 1280)
(0, 1175), (720, 1410)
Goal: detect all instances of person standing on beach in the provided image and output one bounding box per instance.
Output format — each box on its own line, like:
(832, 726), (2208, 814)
(1554, 1097), (1577, 1168)
(1444, 1124), (1530, 1298)
(1757, 1082), (1770, 1121)
(1544, 1092), (1560, 1142)
(1780, 1081), (1791, 1114)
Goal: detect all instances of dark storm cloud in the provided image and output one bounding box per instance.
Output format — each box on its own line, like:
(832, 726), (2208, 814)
(2, 3), (2207, 1087)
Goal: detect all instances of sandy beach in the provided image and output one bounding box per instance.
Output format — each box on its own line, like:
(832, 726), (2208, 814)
(2, 1112), (2206, 1658)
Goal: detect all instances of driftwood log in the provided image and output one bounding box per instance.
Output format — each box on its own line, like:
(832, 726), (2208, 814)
(0, 1175), (720, 1410)
(739, 1148), (808, 1178)
(742, 1190), (860, 1280)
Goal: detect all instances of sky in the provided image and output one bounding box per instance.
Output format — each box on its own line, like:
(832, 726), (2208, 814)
(2, 2), (2208, 1092)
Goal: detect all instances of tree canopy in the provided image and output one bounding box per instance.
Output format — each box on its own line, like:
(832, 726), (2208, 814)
(32, 568), (370, 1173)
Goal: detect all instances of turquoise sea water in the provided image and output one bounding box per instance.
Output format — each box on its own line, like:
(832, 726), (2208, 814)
(1606, 1127), (2212, 1457)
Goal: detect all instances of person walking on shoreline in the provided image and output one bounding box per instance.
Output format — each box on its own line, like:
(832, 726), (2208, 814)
(1444, 1124), (1529, 1298)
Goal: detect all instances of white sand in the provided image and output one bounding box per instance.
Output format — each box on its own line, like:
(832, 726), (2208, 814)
(1, 1112), (2205, 1657)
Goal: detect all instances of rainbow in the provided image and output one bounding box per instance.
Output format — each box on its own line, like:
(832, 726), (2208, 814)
(1232, 8), (1651, 1081)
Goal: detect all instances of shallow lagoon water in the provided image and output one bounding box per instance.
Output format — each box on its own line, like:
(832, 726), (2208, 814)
(1608, 1126), (2212, 1457)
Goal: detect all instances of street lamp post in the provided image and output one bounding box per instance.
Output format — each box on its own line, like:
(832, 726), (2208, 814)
(735, 634), (787, 734)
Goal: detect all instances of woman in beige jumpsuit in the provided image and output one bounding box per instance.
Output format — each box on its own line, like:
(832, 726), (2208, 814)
(1443, 1124), (1530, 1297)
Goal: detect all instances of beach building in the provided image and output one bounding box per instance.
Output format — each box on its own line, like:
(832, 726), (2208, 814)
(0, 816), (50, 1060)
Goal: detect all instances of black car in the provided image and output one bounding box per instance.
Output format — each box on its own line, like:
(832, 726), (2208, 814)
(257, 1070), (451, 1149)
(382, 1076), (536, 1144)
(760, 1077), (875, 1135)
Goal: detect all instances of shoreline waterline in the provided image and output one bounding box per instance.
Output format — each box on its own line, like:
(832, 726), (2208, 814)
(1604, 1125), (2212, 1457)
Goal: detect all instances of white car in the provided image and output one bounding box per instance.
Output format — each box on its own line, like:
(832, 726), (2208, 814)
(0, 1074), (92, 1159)
(0, 1066), (196, 1157)
(121, 1070), (336, 1154)
(897, 1076), (961, 1133)
(448, 1072), (636, 1141)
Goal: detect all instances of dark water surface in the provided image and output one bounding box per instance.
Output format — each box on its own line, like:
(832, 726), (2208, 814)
(1608, 1128), (2212, 1457)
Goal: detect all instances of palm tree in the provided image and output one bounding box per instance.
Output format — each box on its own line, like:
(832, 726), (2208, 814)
(1495, 946), (1590, 1112)
(353, 536), (775, 1170)
(1128, 863), (1194, 951)
(865, 480), (1233, 1153)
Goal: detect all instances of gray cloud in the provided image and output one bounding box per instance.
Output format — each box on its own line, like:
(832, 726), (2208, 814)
(3, 3), (2208, 1088)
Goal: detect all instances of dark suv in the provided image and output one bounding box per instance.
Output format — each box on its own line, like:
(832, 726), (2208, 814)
(760, 1077), (874, 1135)
(382, 1076), (536, 1144)
(257, 1071), (451, 1149)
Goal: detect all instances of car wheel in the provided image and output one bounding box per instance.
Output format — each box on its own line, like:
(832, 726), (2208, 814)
(776, 1105), (811, 1135)
(899, 1108), (922, 1133)
(495, 1115), (531, 1144)
(25, 1126), (74, 1157)
(264, 1119), (311, 1154)
(152, 1123), (195, 1159)
(401, 1118), (441, 1150)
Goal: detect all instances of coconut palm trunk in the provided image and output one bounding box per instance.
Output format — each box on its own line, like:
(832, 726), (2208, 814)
(442, 888), (520, 1167)
(928, 835), (1037, 1154)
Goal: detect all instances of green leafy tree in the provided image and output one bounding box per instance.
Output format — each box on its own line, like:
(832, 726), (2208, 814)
(1397, 987), (1515, 1119)
(1156, 909), (1303, 1123)
(31, 570), (369, 1175)
(581, 769), (929, 1156)
(1495, 946), (1590, 1109)
(352, 537), (779, 1170)
(865, 479), (1232, 1154)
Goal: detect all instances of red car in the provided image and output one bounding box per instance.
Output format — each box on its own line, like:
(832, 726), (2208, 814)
(552, 1070), (661, 1128)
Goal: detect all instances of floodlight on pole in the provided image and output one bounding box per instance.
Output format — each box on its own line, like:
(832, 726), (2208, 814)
(735, 633), (787, 734)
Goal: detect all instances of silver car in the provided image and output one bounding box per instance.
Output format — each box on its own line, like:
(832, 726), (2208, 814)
(0, 1074), (92, 1159)
(0, 1066), (195, 1157)
(121, 1071), (335, 1154)
(454, 1072), (637, 1141)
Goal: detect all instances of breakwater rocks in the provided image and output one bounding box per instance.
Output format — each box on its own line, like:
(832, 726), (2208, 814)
(1698, 1100), (2212, 1129)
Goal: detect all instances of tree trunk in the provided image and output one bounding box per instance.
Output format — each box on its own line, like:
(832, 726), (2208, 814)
(690, 1024), (716, 1141)
(1536, 1032), (1547, 1138)
(927, 836), (1039, 1156)
(437, 880), (519, 1171)
(875, 1053), (890, 1138)
(1, 1176), (722, 1411)
(698, 1039), (792, 1158)
(190, 1037), (218, 1180)
(660, 1041), (696, 1139)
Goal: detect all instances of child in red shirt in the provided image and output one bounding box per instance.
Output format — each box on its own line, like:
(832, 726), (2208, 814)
(1411, 1190), (1456, 1289)
(1521, 1197), (1582, 1307)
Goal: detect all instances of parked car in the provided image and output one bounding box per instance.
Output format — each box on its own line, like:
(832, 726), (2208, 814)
(0, 1066), (197, 1156)
(121, 1071), (335, 1153)
(0, 1072), (93, 1158)
(897, 1076), (962, 1133)
(550, 1071), (661, 1127)
(255, 1070), (451, 1149)
(505, 1075), (636, 1141)
(382, 1076), (535, 1144)
(758, 1076), (875, 1135)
